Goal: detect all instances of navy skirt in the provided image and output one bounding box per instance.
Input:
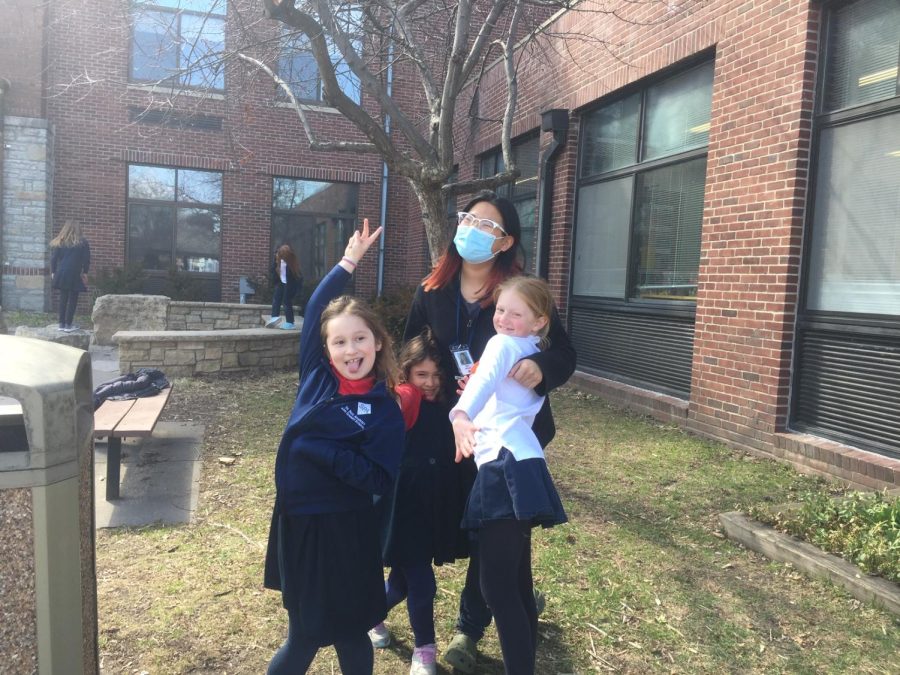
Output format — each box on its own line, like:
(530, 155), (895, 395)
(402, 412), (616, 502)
(264, 506), (387, 646)
(461, 448), (567, 530)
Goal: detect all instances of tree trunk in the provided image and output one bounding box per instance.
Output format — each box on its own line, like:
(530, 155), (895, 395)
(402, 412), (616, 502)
(411, 180), (451, 265)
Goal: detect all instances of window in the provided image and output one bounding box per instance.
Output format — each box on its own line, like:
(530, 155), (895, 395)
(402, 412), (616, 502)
(574, 61), (713, 301)
(278, 8), (362, 104)
(479, 135), (539, 273)
(805, 0), (900, 315)
(131, 0), (226, 90)
(271, 179), (358, 282)
(127, 165), (222, 274)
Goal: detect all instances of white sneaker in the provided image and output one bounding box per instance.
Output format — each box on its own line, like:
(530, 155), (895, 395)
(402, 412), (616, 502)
(367, 622), (391, 648)
(410, 643), (437, 675)
(265, 316), (281, 328)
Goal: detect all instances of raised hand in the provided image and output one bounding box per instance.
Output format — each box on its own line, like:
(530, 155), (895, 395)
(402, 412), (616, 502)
(341, 218), (383, 272)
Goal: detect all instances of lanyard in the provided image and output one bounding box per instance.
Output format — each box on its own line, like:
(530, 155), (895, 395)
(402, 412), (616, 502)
(455, 289), (481, 348)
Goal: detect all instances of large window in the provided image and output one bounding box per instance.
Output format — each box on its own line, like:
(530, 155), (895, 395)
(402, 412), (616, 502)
(479, 135), (539, 274)
(127, 165), (222, 274)
(271, 179), (358, 282)
(574, 61), (713, 301)
(805, 0), (900, 316)
(278, 8), (362, 104)
(792, 0), (900, 458)
(131, 0), (226, 90)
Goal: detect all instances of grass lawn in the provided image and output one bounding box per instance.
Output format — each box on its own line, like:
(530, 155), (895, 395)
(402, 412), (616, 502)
(95, 374), (899, 674)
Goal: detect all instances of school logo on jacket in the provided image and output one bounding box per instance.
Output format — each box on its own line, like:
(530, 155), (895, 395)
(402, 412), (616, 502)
(357, 402), (371, 416)
(340, 404), (367, 429)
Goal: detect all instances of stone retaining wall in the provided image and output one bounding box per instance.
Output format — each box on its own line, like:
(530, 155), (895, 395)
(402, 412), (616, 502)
(114, 328), (298, 377)
(166, 301), (285, 331)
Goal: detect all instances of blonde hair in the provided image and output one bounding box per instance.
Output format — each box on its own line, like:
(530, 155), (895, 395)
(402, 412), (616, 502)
(50, 220), (85, 248)
(493, 276), (555, 347)
(320, 295), (399, 390)
(398, 328), (443, 395)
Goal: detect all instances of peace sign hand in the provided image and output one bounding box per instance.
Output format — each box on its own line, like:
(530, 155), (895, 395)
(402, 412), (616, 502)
(341, 218), (383, 270)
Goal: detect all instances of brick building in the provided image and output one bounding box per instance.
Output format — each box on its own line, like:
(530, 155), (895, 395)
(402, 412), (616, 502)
(1, 0), (898, 487)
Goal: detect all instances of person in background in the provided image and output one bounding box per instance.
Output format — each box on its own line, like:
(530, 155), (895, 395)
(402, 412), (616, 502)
(50, 219), (91, 332)
(267, 244), (303, 329)
(403, 191), (576, 673)
(264, 220), (405, 675)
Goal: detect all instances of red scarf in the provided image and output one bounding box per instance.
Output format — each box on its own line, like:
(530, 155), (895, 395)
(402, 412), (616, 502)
(331, 365), (376, 396)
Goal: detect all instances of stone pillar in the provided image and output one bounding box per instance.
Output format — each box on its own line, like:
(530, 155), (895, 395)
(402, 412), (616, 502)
(0, 335), (98, 674)
(1, 116), (53, 311)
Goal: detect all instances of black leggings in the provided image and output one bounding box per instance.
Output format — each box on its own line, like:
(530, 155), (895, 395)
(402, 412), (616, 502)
(267, 607), (373, 675)
(478, 519), (536, 675)
(58, 288), (79, 327)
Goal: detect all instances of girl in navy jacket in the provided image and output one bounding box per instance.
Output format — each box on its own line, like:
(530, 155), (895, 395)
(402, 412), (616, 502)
(264, 219), (405, 675)
(50, 219), (91, 331)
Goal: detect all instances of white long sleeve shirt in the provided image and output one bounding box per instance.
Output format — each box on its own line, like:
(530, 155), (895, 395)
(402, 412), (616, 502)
(450, 334), (546, 468)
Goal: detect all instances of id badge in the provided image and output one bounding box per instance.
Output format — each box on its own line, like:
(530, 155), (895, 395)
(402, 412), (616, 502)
(450, 344), (475, 376)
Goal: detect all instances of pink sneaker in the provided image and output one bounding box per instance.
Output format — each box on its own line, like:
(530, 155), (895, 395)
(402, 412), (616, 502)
(410, 643), (437, 675)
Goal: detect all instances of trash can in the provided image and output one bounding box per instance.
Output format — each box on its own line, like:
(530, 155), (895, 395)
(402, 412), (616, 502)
(0, 335), (98, 674)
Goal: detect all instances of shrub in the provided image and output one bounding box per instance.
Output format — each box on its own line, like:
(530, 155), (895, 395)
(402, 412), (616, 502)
(751, 490), (900, 583)
(371, 284), (417, 346)
(162, 267), (206, 301)
(91, 263), (146, 300)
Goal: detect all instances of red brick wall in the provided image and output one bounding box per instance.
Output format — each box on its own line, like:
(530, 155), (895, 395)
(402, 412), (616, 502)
(460, 0), (822, 463)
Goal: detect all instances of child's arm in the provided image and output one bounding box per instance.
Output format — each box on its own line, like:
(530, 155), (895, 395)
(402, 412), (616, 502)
(298, 219), (383, 376)
(449, 336), (518, 461)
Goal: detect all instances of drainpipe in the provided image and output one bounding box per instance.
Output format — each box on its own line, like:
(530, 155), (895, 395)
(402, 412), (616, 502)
(0, 78), (9, 306)
(375, 36), (394, 296)
(536, 108), (568, 280)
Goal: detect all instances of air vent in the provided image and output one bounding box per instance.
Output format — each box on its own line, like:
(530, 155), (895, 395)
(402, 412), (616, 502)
(793, 328), (900, 458)
(570, 307), (695, 398)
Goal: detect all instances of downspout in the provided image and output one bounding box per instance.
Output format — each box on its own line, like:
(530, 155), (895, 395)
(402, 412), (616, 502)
(376, 36), (394, 296)
(536, 109), (568, 280)
(0, 78), (9, 306)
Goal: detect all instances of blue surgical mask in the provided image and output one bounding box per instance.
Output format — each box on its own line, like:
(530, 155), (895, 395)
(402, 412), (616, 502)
(454, 225), (499, 264)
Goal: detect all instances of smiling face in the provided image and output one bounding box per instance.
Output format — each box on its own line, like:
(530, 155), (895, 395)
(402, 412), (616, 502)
(493, 287), (549, 338)
(325, 312), (382, 380)
(407, 358), (441, 401)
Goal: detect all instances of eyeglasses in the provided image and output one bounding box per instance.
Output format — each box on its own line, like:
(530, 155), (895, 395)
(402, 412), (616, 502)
(457, 212), (507, 236)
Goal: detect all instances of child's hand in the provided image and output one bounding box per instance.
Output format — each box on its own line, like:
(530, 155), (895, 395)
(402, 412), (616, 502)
(452, 413), (478, 463)
(454, 374), (470, 396)
(342, 218), (383, 268)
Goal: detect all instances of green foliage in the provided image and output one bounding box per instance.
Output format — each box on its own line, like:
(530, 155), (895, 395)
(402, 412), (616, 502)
(751, 491), (900, 583)
(91, 263), (146, 300)
(162, 267), (206, 301)
(371, 284), (417, 346)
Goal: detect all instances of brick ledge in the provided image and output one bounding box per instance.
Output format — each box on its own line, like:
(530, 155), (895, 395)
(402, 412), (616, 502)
(774, 432), (899, 491)
(569, 371), (688, 424)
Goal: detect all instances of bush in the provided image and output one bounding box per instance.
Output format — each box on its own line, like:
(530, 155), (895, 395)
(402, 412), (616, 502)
(371, 284), (417, 346)
(162, 267), (206, 301)
(751, 490), (900, 583)
(91, 263), (146, 300)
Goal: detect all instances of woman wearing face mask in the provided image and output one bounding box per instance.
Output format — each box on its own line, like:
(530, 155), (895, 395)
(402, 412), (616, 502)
(402, 191), (576, 673)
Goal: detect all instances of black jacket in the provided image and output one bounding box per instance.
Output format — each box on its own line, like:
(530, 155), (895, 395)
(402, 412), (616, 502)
(403, 274), (576, 449)
(51, 240), (91, 291)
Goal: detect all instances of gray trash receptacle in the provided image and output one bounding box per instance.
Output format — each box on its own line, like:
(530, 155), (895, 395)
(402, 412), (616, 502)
(0, 335), (98, 674)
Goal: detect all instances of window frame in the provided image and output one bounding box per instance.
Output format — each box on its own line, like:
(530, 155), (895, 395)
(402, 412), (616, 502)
(797, 0), (900, 330)
(570, 57), (713, 315)
(125, 164), (224, 276)
(129, 0), (227, 92)
(478, 133), (540, 274)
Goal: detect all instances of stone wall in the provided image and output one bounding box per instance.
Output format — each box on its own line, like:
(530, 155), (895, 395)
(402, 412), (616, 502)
(166, 301), (288, 331)
(115, 328), (298, 377)
(1, 116), (53, 311)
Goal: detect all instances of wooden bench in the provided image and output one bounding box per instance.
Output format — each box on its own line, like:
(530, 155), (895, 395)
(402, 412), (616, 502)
(94, 385), (173, 500)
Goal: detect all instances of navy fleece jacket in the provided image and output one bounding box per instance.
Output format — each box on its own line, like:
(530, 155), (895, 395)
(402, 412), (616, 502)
(273, 264), (405, 515)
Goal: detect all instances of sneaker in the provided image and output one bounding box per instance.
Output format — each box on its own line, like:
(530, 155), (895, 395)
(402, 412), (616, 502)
(367, 622), (391, 649)
(444, 633), (476, 674)
(410, 643), (437, 675)
(265, 316), (281, 328)
(280, 322), (296, 330)
(68, 324), (79, 332)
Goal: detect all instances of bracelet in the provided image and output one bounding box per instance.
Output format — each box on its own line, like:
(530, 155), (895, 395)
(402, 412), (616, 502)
(341, 256), (358, 269)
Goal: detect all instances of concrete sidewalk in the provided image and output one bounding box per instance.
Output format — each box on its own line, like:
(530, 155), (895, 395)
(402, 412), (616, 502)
(90, 343), (204, 529)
